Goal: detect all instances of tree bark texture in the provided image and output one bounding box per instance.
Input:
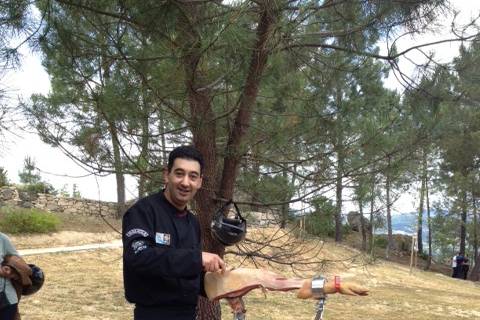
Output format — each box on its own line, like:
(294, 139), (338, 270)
(470, 256), (480, 281)
(195, 296), (221, 320)
(386, 157), (393, 259)
(417, 164), (425, 254)
(334, 88), (344, 243)
(178, 4), (223, 319)
(460, 189), (467, 255)
(335, 142), (344, 243)
(473, 195), (478, 269)
(359, 197), (367, 251)
(106, 119), (126, 218)
(369, 174), (376, 253)
(137, 104), (150, 198)
(425, 175), (432, 270)
(281, 167), (289, 228)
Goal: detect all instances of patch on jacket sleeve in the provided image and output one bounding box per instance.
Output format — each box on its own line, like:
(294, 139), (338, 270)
(126, 228), (149, 238)
(155, 232), (171, 245)
(131, 240), (147, 254)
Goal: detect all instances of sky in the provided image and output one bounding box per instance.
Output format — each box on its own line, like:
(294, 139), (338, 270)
(0, 1), (479, 208)
(0, 54), (138, 202)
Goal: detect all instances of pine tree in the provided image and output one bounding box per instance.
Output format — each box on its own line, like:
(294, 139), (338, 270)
(18, 156), (40, 184)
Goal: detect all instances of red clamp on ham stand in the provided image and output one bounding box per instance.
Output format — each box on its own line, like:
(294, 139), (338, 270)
(334, 276), (341, 293)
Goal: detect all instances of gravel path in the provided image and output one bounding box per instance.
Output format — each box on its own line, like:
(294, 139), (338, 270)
(18, 239), (122, 256)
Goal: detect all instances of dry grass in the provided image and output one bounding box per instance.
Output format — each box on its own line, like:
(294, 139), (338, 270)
(9, 212), (120, 249)
(20, 249), (130, 320)
(6, 220), (480, 320)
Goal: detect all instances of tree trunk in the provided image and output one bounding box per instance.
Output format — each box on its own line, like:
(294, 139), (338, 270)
(137, 104), (150, 198)
(425, 175), (432, 270)
(334, 101), (344, 243)
(108, 123), (126, 218)
(158, 104), (168, 166)
(219, 3), (278, 201)
(99, 55), (125, 218)
(473, 195), (478, 269)
(191, 97), (223, 320)
(460, 188), (467, 255)
(195, 296), (220, 320)
(386, 157), (393, 259)
(280, 167), (289, 228)
(180, 2), (278, 319)
(359, 197), (367, 251)
(178, 4), (223, 318)
(335, 150), (344, 243)
(417, 178), (424, 254)
(369, 173), (376, 255)
(470, 255), (480, 281)
(250, 150), (261, 212)
(417, 159), (425, 254)
(469, 192), (478, 281)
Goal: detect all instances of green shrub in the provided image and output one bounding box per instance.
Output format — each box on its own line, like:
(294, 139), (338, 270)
(17, 182), (57, 195)
(341, 223), (352, 237)
(304, 196), (336, 238)
(305, 212), (336, 237)
(373, 235), (388, 249)
(0, 167), (9, 187)
(0, 207), (61, 234)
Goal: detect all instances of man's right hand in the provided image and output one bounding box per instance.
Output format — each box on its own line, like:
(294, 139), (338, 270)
(202, 252), (226, 273)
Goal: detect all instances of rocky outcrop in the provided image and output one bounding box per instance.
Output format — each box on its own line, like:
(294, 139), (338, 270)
(0, 186), (21, 206)
(347, 211), (372, 232)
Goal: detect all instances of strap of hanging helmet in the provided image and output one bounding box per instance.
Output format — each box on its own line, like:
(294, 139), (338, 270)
(214, 199), (246, 224)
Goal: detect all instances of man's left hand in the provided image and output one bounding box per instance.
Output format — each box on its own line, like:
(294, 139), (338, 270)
(0, 265), (18, 280)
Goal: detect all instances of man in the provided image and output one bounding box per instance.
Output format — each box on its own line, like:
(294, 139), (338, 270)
(123, 145), (225, 320)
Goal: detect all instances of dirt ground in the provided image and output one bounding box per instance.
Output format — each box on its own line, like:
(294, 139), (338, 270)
(5, 216), (480, 320)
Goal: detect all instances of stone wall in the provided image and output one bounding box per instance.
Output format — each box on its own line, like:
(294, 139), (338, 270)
(244, 211), (278, 227)
(0, 187), (21, 207)
(1, 186), (277, 224)
(0, 186), (120, 218)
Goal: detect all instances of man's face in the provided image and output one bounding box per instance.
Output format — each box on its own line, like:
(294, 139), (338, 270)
(164, 158), (203, 210)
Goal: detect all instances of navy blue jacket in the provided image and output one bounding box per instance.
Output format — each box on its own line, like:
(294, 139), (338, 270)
(122, 191), (204, 319)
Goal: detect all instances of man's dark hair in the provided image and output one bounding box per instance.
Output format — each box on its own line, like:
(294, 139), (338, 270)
(167, 145), (204, 174)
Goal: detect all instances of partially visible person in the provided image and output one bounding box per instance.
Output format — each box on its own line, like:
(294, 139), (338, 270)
(452, 252), (466, 279)
(451, 252), (460, 278)
(462, 255), (470, 280)
(123, 145), (225, 320)
(0, 232), (22, 320)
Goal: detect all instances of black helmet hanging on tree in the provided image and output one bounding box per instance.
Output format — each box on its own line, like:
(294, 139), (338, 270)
(22, 264), (45, 296)
(211, 200), (247, 246)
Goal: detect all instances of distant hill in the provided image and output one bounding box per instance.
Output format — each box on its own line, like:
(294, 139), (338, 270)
(376, 210), (437, 238)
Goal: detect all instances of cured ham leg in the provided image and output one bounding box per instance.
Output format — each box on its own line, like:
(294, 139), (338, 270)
(204, 268), (305, 300)
(204, 267), (369, 301)
(204, 268), (368, 319)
